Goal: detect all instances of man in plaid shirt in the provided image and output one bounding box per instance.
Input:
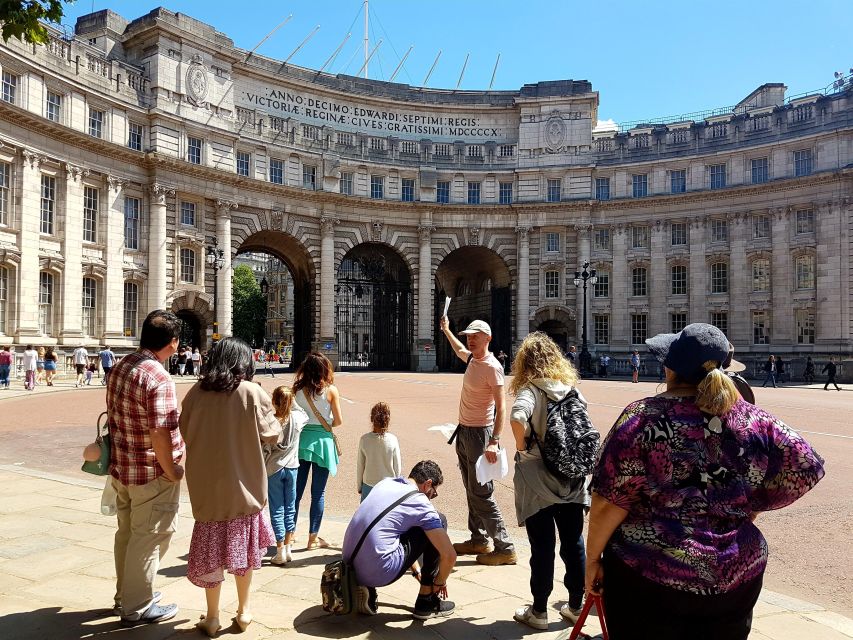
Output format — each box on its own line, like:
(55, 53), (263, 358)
(107, 309), (185, 626)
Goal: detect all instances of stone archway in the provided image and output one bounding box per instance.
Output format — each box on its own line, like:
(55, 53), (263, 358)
(167, 290), (213, 349)
(531, 304), (577, 353)
(434, 246), (512, 372)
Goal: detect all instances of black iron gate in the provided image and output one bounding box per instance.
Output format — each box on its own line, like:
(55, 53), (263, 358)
(291, 282), (313, 369)
(336, 245), (412, 370)
(435, 285), (512, 372)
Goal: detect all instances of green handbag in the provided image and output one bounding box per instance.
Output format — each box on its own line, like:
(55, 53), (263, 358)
(81, 412), (111, 476)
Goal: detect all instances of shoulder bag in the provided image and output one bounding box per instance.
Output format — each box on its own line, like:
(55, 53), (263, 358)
(81, 411), (111, 476)
(304, 391), (342, 457)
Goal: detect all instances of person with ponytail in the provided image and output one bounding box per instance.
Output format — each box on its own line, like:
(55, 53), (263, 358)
(585, 323), (825, 640)
(356, 402), (402, 501)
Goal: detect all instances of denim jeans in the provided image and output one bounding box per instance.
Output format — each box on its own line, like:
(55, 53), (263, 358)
(0, 364), (9, 387)
(295, 459), (330, 534)
(762, 371), (776, 387)
(525, 502), (586, 611)
(267, 466), (298, 542)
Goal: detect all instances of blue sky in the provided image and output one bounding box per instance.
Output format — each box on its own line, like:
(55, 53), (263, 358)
(60, 0), (851, 125)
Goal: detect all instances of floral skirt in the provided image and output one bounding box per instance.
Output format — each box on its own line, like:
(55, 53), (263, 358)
(187, 509), (275, 588)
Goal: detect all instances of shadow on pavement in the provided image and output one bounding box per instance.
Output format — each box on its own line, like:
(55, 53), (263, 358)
(0, 606), (188, 640)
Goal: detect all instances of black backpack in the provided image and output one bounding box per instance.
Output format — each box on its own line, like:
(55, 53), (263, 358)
(526, 387), (600, 481)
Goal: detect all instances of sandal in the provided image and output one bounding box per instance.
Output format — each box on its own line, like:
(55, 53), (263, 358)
(196, 615), (221, 637)
(234, 612), (253, 632)
(306, 535), (329, 550)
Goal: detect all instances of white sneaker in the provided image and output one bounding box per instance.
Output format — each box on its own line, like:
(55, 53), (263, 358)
(270, 548), (286, 565)
(284, 543), (293, 563)
(559, 603), (582, 623)
(514, 605), (548, 630)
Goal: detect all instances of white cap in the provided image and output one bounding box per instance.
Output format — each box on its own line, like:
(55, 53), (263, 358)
(458, 320), (492, 336)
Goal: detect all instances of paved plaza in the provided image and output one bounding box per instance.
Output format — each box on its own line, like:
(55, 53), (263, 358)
(0, 372), (851, 639)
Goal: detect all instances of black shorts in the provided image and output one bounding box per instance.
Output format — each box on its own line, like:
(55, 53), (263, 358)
(75, 364), (86, 375)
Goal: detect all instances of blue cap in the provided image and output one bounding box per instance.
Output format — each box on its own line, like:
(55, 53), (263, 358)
(645, 323), (729, 384)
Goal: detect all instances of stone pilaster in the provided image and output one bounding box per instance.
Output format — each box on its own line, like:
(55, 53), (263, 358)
(319, 215), (339, 340)
(728, 212), (748, 346)
(59, 163), (87, 342)
(147, 183), (173, 312)
(771, 207), (793, 344)
(415, 221), (436, 372)
(515, 224), (531, 344)
(16, 150), (47, 339)
(688, 219), (707, 324)
(610, 224), (628, 349)
(815, 199), (841, 347)
(648, 220), (667, 336)
(216, 200), (238, 337)
(103, 175), (128, 340)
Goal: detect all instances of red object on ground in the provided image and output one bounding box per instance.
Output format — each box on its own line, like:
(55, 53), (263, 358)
(566, 593), (609, 640)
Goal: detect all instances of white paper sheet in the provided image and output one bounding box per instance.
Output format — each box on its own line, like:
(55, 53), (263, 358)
(427, 423), (458, 440)
(475, 448), (509, 485)
(443, 297), (451, 317)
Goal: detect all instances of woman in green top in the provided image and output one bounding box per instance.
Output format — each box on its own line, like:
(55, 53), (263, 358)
(292, 352), (343, 550)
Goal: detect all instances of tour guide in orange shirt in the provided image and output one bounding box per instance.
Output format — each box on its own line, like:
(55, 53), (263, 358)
(439, 316), (516, 565)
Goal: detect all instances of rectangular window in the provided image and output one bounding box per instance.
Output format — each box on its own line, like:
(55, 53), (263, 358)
(671, 312), (687, 334)
(593, 228), (610, 251)
(795, 255), (815, 289)
(83, 186), (98, 243)
(671, 222), (687, 246)
(711, 219), (728, 243)
(593, 272), (609, 298)
(38, 272), (53, 335)
(546, 232), (560, 253)
(401, 178), (415, 202)
(796, 309), (815, 345)
(436, 180), (450, 203)
(544, 270), (560, 299)
(631, 314), (648, 345)
(370, 175), (384, 199)
(499, 182), (513, 204)
(709, 163), (726, 189)
(670, 169), (686, 194)
(89, 108), (104, 138)
(123, 282), (138, 337)
(711, 262), (729, 293)
(595, 177), (610, 201)
(631, 226), (649, 249)
(594, 314), (609, 344)
(751, 157), (768, 184)
(128, 122), (143, 151)
(124, 196), (140, 250)
(794, 149), (812, 177)
(46, 91), (62, 122)
(671, 265), (687, 295)
(0, 162), (9, 226)
(269, 159), (283, 184)
(187, 136), (202, 164)
(467, 181), (481, 205)
(499, 144), (514, 157)
(632, 173), (648, 197)
(547, 178), (562, 202)
(795, 209), (815, 234)
(40, 175), (55, 235)
(752, 311), (770, 344)
(236, 151), (250, 176)
(179, 248), (195, 284)
(753, 215), (771, 239)
(302, 165), (316, 190)
(340, 172), (353, 195)
(180, 201), (196, 227)
(711, 312), (728, 335)
(1, 71), (17, 104)
(82, 277), (96, 336)
(632, 267), (647, 297)
(752, 259), (770, 292)
(0, 266), (7, 333)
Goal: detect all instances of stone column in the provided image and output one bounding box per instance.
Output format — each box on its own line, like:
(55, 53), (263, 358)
(771, 207), (793, 345)
(610, 224), (629, 350)
(319, 215), (339, 341)
(16, 150), (46, 339)
(416, 221), (436, 372)
(815, 199), (841, 348)
(574, 224), (592, 346)
(103, 175), (127, 340)
(688, 219), (707, 324)
(147, 184), (173, 312)
(216, 200), (237, 337)
(59, 164), (87, 343)
(648, 220), (667, 336)
(841, 198), (852, 346)
(728, 212), (748, 346)
(515, 225), (531, 344)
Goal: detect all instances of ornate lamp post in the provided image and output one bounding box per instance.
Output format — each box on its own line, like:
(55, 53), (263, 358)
(259, 277), (269, 349)
(573, 261), (597, 376)
(206, 238), (225, 342)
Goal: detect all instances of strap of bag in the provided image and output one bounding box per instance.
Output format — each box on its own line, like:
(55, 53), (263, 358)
(350, 489), (419, 562)
(304, 392), (333, 433)
(96, 411), (109, 442)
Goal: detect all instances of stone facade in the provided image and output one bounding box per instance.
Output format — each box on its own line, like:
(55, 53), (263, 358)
(0, 8), (851, 375)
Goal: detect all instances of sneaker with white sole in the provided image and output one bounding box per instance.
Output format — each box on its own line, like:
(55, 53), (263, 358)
(559, 603), (582, 624)
(412, 593), (455, 620)
(514, 604), (548, 630)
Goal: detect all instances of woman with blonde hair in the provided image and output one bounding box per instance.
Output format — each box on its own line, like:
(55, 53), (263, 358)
(509, 332), (594, 631)
(587, 323), (824, 639)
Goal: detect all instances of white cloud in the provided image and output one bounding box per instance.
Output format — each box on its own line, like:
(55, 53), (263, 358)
(594, 118), (618, 132)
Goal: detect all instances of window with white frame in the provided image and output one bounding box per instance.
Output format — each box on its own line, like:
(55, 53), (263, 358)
(632, 267), (647, 297)
(123, 282), (139, 337)
(236, 151), (250, 176)
(180, 201), (196, 227)
(711, 219), (728, 243)
(671, 312), (687, 333)
(467, 181), (481, 204)
(671, 264), (687, 295)
(796, 309), (815, 344)
(128, 122), (143, 151)
(370, 175), (384, 199)
(46, 91), (62, 122)
(0, 162), (9, 226)
(751, 157), (768, 184)
(40, 174), (55, 235)
(187, 136), (203, 164)
(711, 311), (728, 335)
(340, 172), (353, 195)
(499, 144), (514, 157)
(547, 178), (562, 202)
(595, 177), (610, 201)
(1, 71), (17, 104)
(544, 270), (560, 299)
(269, 159), (283, 184)
(302, 165), (316, 190)
(670, 169), (686, 193)
(794, 149), (812, 177)
(795, 209), (815, 234)
(632, 173), (648, 197)
(631, 226), (649, 249)
(795, 254), (815, 289)
(593, 271), (609, 298)
(546, 232), (560, 253)
(752, 311), (770, 344)
(83, 186), (98, 243)
(436, 180), (450, 203)
(0, 265), (7, 333)
(89, 107), (104, 138)
(38, 271), (53, 335)
(631, 314), (648, 345)
(709, 163), (726, 189)
(179, 248), (196, 284)
(594, 314), (609, 344)
(401, 178), (415, 202)
(499, 182), (513, 204)
(82, 277), (97, 337)
(124, 196), (140, 250)
(711, 262), (728, 293)
(594, 228), (610, 251)
(671, 222), (687, 246)
(752, 258), (770, 292)
(753, 215), (771, 239)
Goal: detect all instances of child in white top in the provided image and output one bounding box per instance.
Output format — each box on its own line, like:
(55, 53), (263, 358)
(356, 402), (402, 502)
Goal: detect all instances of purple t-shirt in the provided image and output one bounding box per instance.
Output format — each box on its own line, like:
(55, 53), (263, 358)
(342, 477), (443, 588)
(593, 396), (824, 595)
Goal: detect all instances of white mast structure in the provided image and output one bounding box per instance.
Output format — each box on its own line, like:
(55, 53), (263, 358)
(363, 0), (369, 78)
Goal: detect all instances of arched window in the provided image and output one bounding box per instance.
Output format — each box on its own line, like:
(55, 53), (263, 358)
(82, 277), (97, 337)
(38, 271), (54, 335)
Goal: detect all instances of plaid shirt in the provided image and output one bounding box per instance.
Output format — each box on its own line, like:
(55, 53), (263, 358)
(107, 349), (185, 486)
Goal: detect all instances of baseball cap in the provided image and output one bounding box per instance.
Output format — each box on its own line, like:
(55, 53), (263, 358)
(458, 320), (492, 337)
(645, 323), (729, 384)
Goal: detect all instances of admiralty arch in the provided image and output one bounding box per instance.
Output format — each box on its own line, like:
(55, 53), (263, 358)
(0, 8), (851, 373)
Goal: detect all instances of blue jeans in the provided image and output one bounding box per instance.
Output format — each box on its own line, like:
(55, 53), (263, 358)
(762, 372), (776, 387)
(360, 483), (373, 502)
(295, 459), (330, 534)
(267, 467), (298, 542)
(0, 364), (9, 387)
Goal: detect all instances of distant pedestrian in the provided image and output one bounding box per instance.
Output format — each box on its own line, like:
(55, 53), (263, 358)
(185, 347), (195, 377)
(22, 344), (38, 391)
(0, 345), (12, 389)
(761, 355), (777, 388)
(36, 346), (46, 385)
(85, 361), (97, 385)
(776, 356), (786, 385)
(804, 357), (816, 384)
(177, 347), (188, 376)
(630, 350), (641, 383)
(823, 357), (841, 391)
(72, 344), (89, 387)
(496, 350), (508, 373)
(100, 345), (116, 385)
(598, 354), (610, 378)
(259, 350), (275, 377)
(566, 345), (577, 366)
(192, 348), (202, 377)
(357, 402), (402, 502)
(44, 347), (58, 386)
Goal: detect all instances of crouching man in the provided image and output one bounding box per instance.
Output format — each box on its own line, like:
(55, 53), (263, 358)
(342, 460), (457, 619)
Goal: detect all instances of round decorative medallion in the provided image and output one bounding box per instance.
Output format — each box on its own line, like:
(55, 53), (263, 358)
(545, 112), (566, 151)
(186, 57), (208, 106)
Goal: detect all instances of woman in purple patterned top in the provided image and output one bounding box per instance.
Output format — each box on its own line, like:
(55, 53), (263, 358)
(586, 324), (824, 640)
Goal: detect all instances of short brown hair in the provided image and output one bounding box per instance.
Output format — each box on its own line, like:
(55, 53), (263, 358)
(370, 402), (391, 433)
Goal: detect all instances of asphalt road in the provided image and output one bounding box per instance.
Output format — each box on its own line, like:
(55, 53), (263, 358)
(0, 371), (849, 617)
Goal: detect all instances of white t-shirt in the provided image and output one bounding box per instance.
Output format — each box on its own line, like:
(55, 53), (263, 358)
(73, 347), (89, 365)
(191, 351), (201, 363)
(22, 349), (38, 371)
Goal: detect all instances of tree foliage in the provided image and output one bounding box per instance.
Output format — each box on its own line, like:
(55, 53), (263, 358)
(231, 265), (266, 348)
(0, 1), (71, 45)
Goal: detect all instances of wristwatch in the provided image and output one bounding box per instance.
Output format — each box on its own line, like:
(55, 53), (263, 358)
(488, 435), (500, 444)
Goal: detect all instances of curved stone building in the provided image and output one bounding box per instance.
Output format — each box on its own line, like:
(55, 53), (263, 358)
(0, 8), (850, 374)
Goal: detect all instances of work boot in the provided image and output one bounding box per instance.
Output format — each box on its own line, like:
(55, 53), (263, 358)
(452, 539), (491, 555)
(476, 548), (517, 566)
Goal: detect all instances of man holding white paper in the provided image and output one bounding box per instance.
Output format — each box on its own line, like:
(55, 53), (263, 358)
(439, 315), (516, 566)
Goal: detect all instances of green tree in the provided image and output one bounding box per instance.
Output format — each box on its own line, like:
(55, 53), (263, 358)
(0, 1), (72, 45)
(231, 264), (266, 347)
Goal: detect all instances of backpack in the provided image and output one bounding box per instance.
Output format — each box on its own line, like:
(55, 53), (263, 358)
(526, 387), (600, 481)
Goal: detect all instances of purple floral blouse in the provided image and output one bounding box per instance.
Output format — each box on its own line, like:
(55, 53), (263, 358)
(592, 396), (824, 595)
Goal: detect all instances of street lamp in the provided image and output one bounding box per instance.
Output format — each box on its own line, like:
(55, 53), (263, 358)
(206, 238), (225, 341)
(573, 261), (597, 377)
